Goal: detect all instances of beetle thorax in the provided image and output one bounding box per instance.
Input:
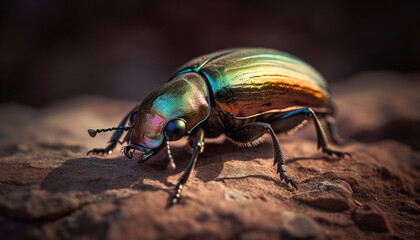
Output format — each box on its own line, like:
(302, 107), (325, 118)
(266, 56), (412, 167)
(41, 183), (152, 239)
(131, 73), (210, 149)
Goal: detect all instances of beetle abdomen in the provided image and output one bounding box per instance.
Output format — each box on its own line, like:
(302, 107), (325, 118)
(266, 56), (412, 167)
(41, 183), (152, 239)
(197, 48), (331, 118)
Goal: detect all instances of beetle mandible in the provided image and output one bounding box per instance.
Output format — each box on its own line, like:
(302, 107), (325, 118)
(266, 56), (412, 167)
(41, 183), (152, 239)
(87, 48), (350, 205)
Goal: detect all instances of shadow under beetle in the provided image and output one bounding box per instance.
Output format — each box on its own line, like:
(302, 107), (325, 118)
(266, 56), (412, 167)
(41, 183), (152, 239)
(87, 48), (350, 206)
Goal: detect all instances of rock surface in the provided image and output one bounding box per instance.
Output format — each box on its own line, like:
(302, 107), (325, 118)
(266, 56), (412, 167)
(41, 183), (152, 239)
(0, 72), (419, 240)
(351, 204), (390, 233)
(293, 180), (354, 211)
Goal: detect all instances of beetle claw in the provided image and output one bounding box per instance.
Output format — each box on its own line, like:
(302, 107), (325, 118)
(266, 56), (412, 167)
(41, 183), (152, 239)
(290, 179), (298, 190)
(323, 147), (351, 158)
(87, 148), (109, 156)
(122, 147), (134, 159)
(137, 151), (154, 164)
(280, 172), (298, 190)
(277, 164), (298, 190)
(167, 183), (183, 207)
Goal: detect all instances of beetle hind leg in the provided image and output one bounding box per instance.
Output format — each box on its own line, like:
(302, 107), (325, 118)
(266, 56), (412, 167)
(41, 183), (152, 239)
(324, 115), (352, 146)
(226, 122), (298, 189)
(271, 108), (350, 158)
(308, 109), (351, 158)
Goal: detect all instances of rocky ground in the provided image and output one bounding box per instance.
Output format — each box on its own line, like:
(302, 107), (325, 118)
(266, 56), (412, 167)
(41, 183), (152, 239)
(0, 72), (419, 240)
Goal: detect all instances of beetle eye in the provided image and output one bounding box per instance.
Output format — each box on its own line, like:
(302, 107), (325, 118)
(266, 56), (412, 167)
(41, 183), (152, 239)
(164, 119), (187, 141)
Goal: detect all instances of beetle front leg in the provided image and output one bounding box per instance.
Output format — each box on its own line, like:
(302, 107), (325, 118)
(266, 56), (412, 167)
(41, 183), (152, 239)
(87, 105), (139, 156)
(168, 128), (205, 206)
(138, 151), (155, 163)
(87, 141), (118, 155)
(226, 122), (298, 189)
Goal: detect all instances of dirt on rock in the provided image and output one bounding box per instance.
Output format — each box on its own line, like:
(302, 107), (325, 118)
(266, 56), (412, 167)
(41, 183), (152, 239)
(0, 72), (419, 240)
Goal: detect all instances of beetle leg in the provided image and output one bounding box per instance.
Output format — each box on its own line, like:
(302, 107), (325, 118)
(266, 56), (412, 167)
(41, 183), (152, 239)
(324, 115), (351, 146)
(87, 143), (117, 156)
(87, 105), (139, 156)
(226, 122), (298, 189)
(303, 108), (351, 157)
(138, 151), (154, 164)
(168, 128), (204, 206)
(275, 108), (351, 158)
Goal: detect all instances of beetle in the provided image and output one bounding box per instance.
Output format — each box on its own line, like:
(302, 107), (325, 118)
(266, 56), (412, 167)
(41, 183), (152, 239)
(87, 48), (349, 205)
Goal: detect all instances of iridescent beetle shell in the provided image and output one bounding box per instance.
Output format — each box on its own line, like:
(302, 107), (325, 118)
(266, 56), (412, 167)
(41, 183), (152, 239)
(130, 48), (331, 150)
(199, 49), (330, 118)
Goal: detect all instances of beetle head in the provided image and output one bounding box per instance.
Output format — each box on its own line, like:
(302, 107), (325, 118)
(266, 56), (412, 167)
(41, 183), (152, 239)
(129, 72), (210, 153)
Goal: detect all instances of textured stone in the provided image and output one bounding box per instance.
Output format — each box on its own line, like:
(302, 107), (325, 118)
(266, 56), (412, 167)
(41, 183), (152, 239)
(0, 73), (419, 240)
(309, 212), (354, 227)
(281, 211), (323, 240)
(0, 190), (86, 220)
(399, 200), (420, 215)
(352, 205), (390, 233)
(224, 189), (250, 201)
(293, 180), (354, 211)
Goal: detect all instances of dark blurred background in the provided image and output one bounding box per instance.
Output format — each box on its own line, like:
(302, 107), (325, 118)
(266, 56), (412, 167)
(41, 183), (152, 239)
(1, 0), (419, 107)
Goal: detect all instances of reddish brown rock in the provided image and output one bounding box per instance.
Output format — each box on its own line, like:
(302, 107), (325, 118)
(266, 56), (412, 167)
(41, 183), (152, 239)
(280, 211), (323, 240)
(399, 200), (420, 215)
(352, 204), (390, 233)
(0, 72), (419, 240)
(293, 180), (355, 211)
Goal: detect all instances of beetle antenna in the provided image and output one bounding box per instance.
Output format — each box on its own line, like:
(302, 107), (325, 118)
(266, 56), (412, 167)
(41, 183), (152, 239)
(166, 138), (176, 170)
(88, 125), (134, 138)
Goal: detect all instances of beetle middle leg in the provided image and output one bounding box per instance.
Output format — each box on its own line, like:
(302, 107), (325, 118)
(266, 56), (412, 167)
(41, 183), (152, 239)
(225, 122), (298, 189)
(168, 128), (205, 206)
